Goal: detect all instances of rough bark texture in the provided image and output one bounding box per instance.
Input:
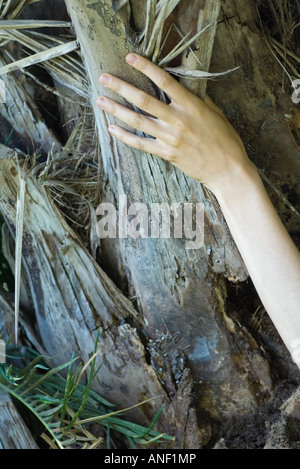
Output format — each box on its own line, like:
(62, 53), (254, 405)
(0, 53), (61, 154)
(63, 0), (275, 423)
(0, 391), (39, 449)
(0, 146), (163, 420)
(209, 0), (300, 228)
(0, 145), (210, 447)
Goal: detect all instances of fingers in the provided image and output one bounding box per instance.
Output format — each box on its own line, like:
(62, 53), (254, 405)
(125, 53), (189, 103)
(99, 73), (171, 121)
(96, 96), (168, 141)
(108, 124), (173, 161)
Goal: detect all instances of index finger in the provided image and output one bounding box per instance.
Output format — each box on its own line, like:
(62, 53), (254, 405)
(125, 53), (189, 102)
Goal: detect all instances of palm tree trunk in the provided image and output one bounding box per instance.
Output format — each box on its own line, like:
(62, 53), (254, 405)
(63, 0), (272, 421)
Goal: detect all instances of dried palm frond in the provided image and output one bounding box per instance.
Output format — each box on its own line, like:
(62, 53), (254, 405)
(0, 3), (100, 342)
(0, 27), (88, 98)
(265, 0), (297, 47)
(27, 109), (101, 245)
(137, 0), (235, 95)
(0, 0), (88, 99)
(0, 50), (62, 153)
(164, 64), (241, 80)
(0, 19), (70, 29)
(14, 173), (25, 344)
(0, 1), (98, 231)
(157, 22), (212, 67)
(142, 0), (180, 60)
(256, 0), (300, 86)
(0, 39), (78, 75)
(0, 0), (40, 21)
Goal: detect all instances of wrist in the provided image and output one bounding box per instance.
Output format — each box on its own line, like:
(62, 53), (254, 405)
(210, 161), (262, 208)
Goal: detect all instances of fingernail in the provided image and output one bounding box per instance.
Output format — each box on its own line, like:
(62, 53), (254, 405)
(126, 54), (137, 65)
(100, 74), (110, 85)
(96, 98), (106, 108)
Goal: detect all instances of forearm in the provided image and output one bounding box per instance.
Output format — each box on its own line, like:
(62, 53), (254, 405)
(215, 165), (300, 366)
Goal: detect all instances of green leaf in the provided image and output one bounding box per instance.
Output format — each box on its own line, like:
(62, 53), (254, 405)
(1, 344), (173, 449)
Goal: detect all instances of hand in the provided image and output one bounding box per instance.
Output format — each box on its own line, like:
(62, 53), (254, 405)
(96, 53), (254, 198)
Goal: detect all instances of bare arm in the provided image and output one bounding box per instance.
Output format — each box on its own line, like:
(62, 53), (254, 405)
(96, 54), (300, 367)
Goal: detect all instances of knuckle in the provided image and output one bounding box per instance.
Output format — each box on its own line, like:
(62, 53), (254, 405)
(136, 138), (145, 151)
(107, 100), (115, 113)
(158, 72), (172, 90)
(173, 118), (186, 133)
(137, 92), (150, 109)
(132, 113), (143, 129)
(169, 131), (181, 148)
(110, 78), (120, 93)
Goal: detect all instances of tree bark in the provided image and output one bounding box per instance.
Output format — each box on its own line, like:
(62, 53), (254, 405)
(0, 53), (61, 154)
(209, 0), (300, 233)
(0, 391), (39, 449)
(0, 145), (163, 419)
(0, 144), (211, 447)
(63, 0), (273, 421)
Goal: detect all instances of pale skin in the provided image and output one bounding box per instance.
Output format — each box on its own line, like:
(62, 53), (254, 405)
(96, 53), (300, 368)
